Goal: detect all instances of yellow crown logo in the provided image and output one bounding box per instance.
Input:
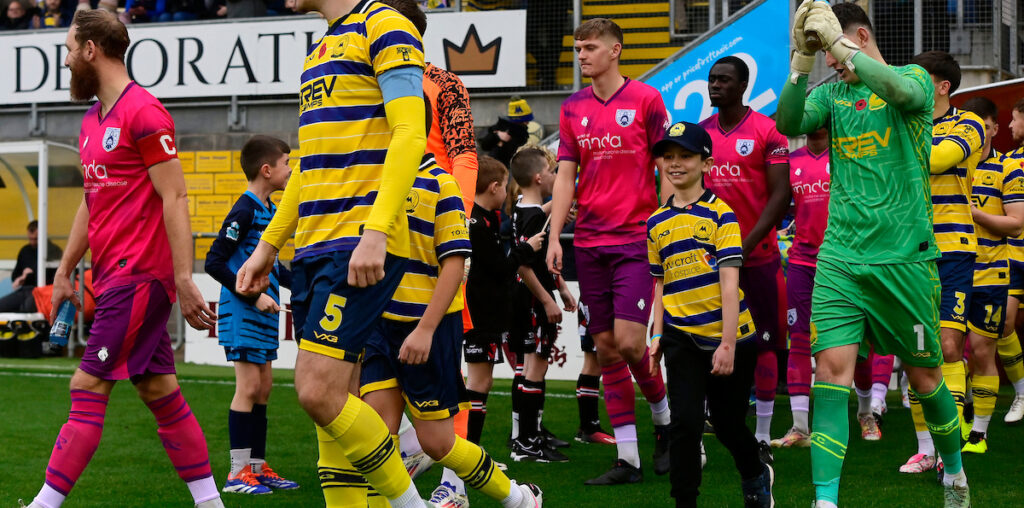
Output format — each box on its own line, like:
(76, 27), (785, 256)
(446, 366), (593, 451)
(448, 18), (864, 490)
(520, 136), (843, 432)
(669, 123), (686, 137)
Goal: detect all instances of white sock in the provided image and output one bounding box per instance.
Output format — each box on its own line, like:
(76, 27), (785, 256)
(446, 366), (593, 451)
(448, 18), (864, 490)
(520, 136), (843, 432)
(754, 399), (773, 443)
(399, 423), (423, 457)
(793, 410), (809, 434)
(614, 425), (640, 468)
(815, 501), (838, 508)
(186, 477), (220, 504)
(390, 482), (426, 508)
(855, 387), (871, 415)
(250, 458), (265, 475)
(916, 430), (935, 456)
(973, 414), (992, 435)
(229, 448), (250, 476)
(650, 396), (670, 426)
(440, 467), (466, 495)
(32, 484), (65, 508)
(500, 480), (525, 508)
(511, 411), (520, 440)
(943, 469), (968, 488)
(1014, 377), (1024, 395)
(791, 395), (810, 432)
(871, 382), (888, 410)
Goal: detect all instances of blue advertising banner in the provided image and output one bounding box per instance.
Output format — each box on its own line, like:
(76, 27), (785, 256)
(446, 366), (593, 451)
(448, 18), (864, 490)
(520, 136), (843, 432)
(645, 0), (791, 124)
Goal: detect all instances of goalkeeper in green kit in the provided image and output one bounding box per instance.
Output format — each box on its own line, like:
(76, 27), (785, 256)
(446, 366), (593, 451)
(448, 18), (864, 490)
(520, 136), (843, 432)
(777, 2), (971, 507)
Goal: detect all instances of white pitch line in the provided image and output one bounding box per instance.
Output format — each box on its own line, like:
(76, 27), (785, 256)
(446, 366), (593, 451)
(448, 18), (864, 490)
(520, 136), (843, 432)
(0, 370), (604, 400)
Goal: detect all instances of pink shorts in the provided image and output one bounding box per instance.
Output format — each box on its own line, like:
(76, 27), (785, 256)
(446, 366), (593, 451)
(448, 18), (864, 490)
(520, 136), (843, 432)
(79, 280), (175, 383)
(575, 240), (654, 336)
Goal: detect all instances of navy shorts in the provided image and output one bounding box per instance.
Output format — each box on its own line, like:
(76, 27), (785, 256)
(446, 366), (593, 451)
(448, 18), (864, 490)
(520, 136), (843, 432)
(1010, 260), (1024, 299)
(291, 251), (407, 363)
(224, 346), (278, 364)
(937, 253), (975, 332)
(360, 312), (468, 420)
(968, 284), (1008, 339)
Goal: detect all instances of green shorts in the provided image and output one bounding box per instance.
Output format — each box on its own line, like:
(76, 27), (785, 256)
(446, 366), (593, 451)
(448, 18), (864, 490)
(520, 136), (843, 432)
(810, 258), (942, 368)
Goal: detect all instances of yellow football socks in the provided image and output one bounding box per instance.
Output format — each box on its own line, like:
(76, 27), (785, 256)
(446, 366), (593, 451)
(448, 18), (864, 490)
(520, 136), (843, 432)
(316, 426), (369, 507)
(439, 436), (512, 501)
(322, 393), (413, 500)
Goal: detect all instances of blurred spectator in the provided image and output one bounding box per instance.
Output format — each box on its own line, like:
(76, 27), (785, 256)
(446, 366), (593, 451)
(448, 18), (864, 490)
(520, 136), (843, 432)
(225, 0), (264, 18)
(119, 0), (166, 23)
(1, 0), (41, 29)
(39, 0), (68, 26)
(0, 221), (62, 312)
(418, 0), (447, 8)
(207, 0), (226, 18)
(478, 97), (537, 168)
(159, 0), (205, 21)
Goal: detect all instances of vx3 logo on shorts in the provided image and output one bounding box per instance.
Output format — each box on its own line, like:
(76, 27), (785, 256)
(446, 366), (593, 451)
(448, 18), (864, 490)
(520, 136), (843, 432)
(414, 399), (440, 409)
(314, 330), (339, 343)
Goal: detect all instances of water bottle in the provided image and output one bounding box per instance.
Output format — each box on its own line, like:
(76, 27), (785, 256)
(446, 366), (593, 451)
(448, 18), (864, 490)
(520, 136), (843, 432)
(49, 296), (77, 346)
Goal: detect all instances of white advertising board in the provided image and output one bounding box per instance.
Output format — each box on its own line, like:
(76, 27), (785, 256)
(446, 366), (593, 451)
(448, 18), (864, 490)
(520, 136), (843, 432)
(185, 273), (587, 381)
(1, 10), (525, 104)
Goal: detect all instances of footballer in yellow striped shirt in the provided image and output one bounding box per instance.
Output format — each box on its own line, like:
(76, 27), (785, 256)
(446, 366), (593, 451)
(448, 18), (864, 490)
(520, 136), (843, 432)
(962, 97), (1024, 451)
(911, 51), (987, 448)
(233, 1), (437, 506)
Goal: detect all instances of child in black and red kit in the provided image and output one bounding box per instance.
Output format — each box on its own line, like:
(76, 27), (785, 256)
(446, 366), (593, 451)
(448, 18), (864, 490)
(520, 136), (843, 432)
(462, 156), (545, 453)
(508, 147), (578, 463)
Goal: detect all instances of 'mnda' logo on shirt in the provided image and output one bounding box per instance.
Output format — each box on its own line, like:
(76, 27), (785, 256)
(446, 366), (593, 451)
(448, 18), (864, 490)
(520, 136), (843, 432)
(576, 133), (621, 150)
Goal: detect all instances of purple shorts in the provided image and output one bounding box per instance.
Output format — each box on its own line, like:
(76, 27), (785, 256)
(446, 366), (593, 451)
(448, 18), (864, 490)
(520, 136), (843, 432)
(740, 258), (788, 351)
(786, 263), (816, 339)
(79, 280), (175, 383)
(576, 240), (654, 336)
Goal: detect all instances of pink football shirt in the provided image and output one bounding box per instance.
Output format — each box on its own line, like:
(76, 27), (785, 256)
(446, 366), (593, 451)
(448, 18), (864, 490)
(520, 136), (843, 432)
(787, 146), (830, 267)
(79, 83), (178, 299)
(700, 109), (789, 266)
(558, 78), (669, 248)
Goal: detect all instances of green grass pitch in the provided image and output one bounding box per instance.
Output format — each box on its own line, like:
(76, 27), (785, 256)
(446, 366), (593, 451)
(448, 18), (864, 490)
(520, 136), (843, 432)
(2, 358), (1023, 507)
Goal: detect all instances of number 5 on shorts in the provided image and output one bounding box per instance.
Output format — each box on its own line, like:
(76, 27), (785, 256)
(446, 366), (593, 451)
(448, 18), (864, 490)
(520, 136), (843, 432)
(320, 294), (347, 332)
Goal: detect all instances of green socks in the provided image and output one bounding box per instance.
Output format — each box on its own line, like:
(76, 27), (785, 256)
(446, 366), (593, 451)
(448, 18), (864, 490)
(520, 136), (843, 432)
(811, 382), (851, 505)
(912, 379), (963, 475)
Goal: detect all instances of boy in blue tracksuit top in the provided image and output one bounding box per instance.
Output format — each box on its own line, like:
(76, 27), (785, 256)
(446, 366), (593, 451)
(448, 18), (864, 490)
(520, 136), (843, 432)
(205, 135), (297, 495)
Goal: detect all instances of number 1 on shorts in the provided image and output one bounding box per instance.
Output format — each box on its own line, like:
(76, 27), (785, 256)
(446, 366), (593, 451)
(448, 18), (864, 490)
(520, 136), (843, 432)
(913, 323), (925, 351)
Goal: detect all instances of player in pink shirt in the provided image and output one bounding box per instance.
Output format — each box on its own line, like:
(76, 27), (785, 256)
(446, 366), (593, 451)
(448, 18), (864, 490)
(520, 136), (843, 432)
(547, 18), (671, 485)
(23, 11), (222, 508)
(700, 56), (791, 458)
(771, 127), (829, 448)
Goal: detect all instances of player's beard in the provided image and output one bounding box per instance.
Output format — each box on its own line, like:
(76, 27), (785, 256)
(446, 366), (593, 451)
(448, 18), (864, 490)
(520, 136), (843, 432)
(69, 59), (100, 103)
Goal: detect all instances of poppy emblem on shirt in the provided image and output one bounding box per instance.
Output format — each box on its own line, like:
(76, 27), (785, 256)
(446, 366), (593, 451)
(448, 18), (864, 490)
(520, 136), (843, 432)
(855, 99), (867, 111)
(616, 109), (636, 128)
(735, 139), (754, 156)
(102, 127), (120, 152)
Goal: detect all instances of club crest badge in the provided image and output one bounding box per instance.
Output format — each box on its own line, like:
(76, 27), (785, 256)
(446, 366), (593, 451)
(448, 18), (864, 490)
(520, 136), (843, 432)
(103, 127), (121, 152)
(615, 109), (636, 127)
(735, 139), (755, 156)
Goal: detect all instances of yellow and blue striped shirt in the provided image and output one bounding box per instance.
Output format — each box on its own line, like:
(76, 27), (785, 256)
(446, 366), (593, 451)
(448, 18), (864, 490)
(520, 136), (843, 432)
(384, 156), (472, 321)
(1002, 147), (1024, 269)
(971, 150), (1024, 287)
(931, 107), (984, 255)
(294, 0), (425, 260)
(647, 191), (754, 346)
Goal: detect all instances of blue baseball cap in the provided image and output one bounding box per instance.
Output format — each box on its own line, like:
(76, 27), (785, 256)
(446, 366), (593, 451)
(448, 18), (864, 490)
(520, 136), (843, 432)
(652, 121), (713, 158)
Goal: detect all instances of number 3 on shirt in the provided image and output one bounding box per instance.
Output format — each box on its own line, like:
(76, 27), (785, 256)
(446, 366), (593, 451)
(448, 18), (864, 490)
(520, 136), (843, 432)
(319, 294), (347, 332)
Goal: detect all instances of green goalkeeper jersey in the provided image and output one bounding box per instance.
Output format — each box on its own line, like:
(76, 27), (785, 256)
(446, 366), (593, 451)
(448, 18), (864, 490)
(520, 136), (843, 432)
(788, 63), (939, 264)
